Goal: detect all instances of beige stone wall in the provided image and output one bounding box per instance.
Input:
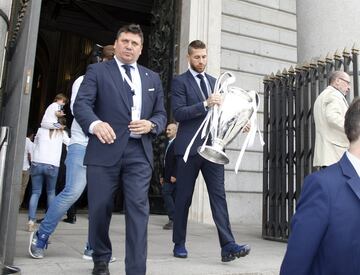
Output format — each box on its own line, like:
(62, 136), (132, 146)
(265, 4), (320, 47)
(220, 0), (297, 225)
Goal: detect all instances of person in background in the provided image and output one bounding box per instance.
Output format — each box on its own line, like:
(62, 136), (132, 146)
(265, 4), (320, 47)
(160, 122), (177, 230)
(19, 129), (34, 208)
(171, 40), (250, 262)
(40, 93), (68, 130)
(27, 118), (69, 232)
(313, 71), (351, 168)
(62, 45), (116, 226)
(28, 45), (116, 262)
(280, 96), (360, 275)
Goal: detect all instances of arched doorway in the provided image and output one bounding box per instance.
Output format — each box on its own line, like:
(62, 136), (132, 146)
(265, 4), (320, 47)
(26, 0), (180, 213)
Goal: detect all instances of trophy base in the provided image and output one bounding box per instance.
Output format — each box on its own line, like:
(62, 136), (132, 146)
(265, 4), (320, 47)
(198, 146), (229, 165)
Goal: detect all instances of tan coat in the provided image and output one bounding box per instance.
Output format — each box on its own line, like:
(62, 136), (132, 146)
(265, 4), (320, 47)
(313, 85), (349, 167)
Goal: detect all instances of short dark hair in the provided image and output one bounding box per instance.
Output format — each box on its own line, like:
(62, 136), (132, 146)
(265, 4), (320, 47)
(101, 45), (114, 60)
(345, 97), (360, 142)
(188, 40), (206, 54)
(116, 24), (144, 44)
(54, 93), (68, 104)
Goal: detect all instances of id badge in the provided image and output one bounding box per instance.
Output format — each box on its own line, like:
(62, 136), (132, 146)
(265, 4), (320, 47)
(131, 106), (140, 121)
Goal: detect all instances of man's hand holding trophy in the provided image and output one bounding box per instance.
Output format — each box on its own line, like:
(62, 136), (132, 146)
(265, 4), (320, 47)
(184, 71), (264, 173)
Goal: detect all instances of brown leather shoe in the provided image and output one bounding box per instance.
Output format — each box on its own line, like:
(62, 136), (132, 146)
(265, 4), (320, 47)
(92, 261), (110, 275)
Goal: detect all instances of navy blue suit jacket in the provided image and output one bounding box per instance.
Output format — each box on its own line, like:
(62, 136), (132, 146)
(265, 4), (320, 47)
(171, 70), (215, 156)
(74, 59), (166, 167)
(163, 140), (176, 183)
(280, 154), (360, 275)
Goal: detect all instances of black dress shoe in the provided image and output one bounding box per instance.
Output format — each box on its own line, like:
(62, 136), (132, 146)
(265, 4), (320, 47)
(162, 220), (173, 230)
(62, 216), (76, 224)
(92, 261), (109, 275)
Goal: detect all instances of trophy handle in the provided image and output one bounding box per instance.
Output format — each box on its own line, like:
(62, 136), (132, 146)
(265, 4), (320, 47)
(213, 71), (236, 95)
(211, 72), (237, 139)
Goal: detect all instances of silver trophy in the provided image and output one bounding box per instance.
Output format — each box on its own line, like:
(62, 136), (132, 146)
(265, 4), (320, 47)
(198, 72), (259, 165)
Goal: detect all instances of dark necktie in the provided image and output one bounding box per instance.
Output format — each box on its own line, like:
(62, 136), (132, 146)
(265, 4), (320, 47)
(196, 74), (208, 99)
(122, 64), (134, 107)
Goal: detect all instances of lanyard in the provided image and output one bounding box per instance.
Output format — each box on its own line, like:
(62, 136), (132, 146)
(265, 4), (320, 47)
(123, 70), (136, 94)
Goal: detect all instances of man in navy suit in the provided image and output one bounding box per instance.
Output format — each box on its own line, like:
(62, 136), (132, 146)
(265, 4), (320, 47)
(280, 97), (360, 275)
(171, 40), (250, 262)
(74, 24), (166, 275)
(160, 122), (178, 230)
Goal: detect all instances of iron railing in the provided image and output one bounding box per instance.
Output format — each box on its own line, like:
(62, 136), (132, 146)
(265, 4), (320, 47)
(262, 46), (360, 241)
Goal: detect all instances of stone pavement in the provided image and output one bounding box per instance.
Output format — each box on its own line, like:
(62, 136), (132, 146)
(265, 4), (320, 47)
(13, 213), (286, 275)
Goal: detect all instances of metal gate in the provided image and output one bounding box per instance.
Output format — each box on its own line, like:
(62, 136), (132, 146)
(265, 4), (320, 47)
(262, 47), (360, 241)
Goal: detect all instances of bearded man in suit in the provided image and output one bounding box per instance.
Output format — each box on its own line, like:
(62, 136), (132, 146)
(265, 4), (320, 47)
(170, 40), (250, 262)
(74, 24), (166, 275)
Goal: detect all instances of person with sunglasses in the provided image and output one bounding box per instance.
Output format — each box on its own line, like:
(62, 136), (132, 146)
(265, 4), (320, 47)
(313, 70), (351, 169)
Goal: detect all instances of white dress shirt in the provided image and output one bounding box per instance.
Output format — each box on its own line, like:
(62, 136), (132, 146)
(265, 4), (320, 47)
(189, 67), (211, 98)
(88, 57), (143, 136)
(114, 56), (142, 115)
(346, 151), (360, 177)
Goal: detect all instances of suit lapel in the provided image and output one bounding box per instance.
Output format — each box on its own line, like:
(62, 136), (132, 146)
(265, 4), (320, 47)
(340, 154), (360, 201)
(186, 70), (206, 102)
(347, 177), (360, 201)
(105, 59), (131, 112)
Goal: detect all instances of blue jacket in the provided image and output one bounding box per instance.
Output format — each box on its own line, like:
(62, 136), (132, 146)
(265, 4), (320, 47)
(74, 59), (167, 168)
(171, 70), (215, 156)
(280, 153), (360, 275)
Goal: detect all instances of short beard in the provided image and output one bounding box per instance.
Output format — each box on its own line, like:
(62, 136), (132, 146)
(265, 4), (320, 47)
(190, 63), (205, 73)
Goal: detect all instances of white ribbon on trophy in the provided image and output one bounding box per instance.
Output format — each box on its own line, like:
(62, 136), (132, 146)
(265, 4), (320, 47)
(183, 71), (264, 174)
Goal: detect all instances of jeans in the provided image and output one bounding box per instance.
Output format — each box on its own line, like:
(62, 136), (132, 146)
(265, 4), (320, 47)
(162, 182), (176, 220)
(38, 144), (87, 237)
(28, 163), (59, 221)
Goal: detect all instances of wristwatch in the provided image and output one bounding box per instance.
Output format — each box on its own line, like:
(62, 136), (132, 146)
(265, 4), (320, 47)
(150, 122), (157, 131)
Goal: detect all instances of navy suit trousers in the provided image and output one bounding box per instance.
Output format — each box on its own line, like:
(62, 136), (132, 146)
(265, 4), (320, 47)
(87, 139), (151, 275)
(172, 154), (235, 247)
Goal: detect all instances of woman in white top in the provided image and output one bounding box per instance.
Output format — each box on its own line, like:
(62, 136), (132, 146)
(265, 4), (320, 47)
(27, 122), (69, 231)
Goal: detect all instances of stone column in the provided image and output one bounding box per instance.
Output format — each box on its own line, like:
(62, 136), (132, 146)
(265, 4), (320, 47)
(297, 0), (360, 63)
(178, 0), (221, 224)
(0, 1), (12, 82)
